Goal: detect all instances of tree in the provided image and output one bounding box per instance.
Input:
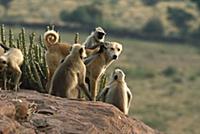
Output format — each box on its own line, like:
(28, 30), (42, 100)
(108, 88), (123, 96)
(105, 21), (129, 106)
(191, 0), (200, 10)
(191, 26), (200, 39)
(167, 7), (194, 35)
(142, 18), (164, 35)
(142, 0), (159, 6)
(60, 5), (103, 26)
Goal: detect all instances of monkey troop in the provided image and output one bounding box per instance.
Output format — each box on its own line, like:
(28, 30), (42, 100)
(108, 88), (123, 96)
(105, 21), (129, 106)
(0, 26), (133, 116)
(45, 26), (132, 115)
(44, 27), (103, 91)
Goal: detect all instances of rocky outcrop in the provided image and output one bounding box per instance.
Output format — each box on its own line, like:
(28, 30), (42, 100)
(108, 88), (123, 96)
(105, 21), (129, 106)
(0, 90), (162, 134)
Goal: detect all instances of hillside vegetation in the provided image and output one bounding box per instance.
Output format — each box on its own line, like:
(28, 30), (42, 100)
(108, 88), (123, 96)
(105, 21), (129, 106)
(0, 0), (200, 41)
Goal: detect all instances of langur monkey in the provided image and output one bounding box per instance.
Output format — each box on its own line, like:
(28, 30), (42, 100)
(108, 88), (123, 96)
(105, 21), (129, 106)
(85, 41), (123, 101)
(44, 27), (101, 91)
(44, 29), (71, 90)
(97, 68), (132, 115)
(49, 43), (91, 100)
(83, 27), (106, 49)
(0, 43), (24, 91)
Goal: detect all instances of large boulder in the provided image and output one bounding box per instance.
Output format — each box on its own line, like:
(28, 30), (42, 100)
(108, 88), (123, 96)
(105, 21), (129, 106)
(0, 90), (162, 134)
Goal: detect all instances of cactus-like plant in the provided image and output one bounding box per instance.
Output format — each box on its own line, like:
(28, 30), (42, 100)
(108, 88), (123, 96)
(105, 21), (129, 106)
(0, 24), (106, 95)
(0, 24), (47, 92)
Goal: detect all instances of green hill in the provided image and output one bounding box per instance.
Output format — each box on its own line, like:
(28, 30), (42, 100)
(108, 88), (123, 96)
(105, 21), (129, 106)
(0, 0), (200, 39)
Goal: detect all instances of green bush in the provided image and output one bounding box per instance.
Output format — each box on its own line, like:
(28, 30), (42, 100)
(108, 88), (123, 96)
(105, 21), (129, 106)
(0, 0), (12, 9)
(60, 10), (71, 22)
(167, 7), (194, 35)
(188, 75), (196, 81)
(142, 18), (164, 36)
(162, 66), (177, 77)
(60, 4), (103, 26)
(191, 26), (200, 39)
(191, 0), (200, 10)
(142, 0), (159, 6)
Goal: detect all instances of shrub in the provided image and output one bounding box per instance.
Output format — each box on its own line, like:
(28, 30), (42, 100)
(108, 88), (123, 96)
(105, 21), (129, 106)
(60, 10), (71, 22)
(142, 18), (164, 36)
(191, 0), (200, 10)
(60, 4), (103, 26)
(188, 75), (196, 81)
(162, 66), (177, 77)
(191, 26), (200, 39)
(0, 0), (12, 9)
(167, 7), (194, 35)
(142, 0), (159, 6)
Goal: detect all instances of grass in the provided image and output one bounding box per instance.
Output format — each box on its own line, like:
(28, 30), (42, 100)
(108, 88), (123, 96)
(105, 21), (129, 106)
(3, 25), (200, 134)
(107, 35), (200, 134)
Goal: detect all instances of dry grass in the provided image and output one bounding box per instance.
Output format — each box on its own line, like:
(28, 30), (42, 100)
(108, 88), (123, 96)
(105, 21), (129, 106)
(108, 36), (200, 134)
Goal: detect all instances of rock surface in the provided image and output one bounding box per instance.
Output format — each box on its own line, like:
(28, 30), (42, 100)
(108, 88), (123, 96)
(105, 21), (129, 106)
(0, 90), (162, 134)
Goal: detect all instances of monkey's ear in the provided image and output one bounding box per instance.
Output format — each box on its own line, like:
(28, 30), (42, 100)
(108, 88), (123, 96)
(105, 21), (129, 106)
(69, 46), (73, 51)
(104, 41), (110, 48)
(114, 75), (118, 80)
(60, 58), (64, 64)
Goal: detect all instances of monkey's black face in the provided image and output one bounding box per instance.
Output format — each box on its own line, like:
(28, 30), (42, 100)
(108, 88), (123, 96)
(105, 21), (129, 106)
(79, 47), (87, 59)
(114, 75), (118, 80)
(111, 68), (125, 81)
(97, 32), (105, 40)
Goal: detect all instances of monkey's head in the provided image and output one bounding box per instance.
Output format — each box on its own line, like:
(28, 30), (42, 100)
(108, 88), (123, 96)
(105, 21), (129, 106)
(111, 68), (125, 81)
(94, 27), (106, 41)
(104, 41), (122, 60)
(0, 56), (8, 72)
(71, 43), (87, 59)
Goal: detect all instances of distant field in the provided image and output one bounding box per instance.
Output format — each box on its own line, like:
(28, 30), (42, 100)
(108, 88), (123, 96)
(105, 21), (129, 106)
(4, 26), (200, 134)
(1, 0), (199, 36)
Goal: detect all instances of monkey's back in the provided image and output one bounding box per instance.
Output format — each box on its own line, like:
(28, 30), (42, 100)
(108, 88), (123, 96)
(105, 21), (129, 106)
(105, 85), (127, 113)
(49, 56), (79, 98)
(6, 48), (24, 65)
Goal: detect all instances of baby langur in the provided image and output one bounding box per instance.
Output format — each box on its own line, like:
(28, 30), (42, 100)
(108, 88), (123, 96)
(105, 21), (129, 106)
(85, 41), (123, 101)
(83, 27), (106, 49)
(49, 43), (91, 100)
(0, 43), (24, 91)
(97, 68), (132, 115)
